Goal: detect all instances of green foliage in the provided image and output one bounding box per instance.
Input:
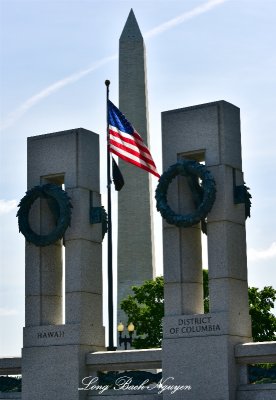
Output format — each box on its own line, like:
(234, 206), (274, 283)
(248, 286), (276, 342)
(120, 276), (164, 349)
(203, 269), (209, 313)
(248, 364), (276, 384)
(121, 273), (276, 348)
(0, 376), (21, 392)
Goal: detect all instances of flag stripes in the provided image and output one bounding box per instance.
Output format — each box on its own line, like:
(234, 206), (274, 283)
(108, 100), (160, 178)
(109, 128), (156, 166)
(109, 127), (152, 158)
(110, 142), (156, 169)
(110, 146), (160, 177)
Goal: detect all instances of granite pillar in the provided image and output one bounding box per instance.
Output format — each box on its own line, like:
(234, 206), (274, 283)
(161, 101), (252, 400)
(22, 128), (105, 400)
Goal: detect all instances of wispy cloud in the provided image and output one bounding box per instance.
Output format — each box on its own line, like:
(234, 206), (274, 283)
(1, 55), (117, 130)
(145, 0), (228, 38)
(1, 0), (228, 130)
(0, 199), (18, 215)
(248, 242), (276, 261)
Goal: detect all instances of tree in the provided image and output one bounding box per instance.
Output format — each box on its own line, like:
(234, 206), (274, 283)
(120, 273), (276, 348)
(0, 376), (21, 392)
(203, 269), (209, 313)
(248, 286), (276, 341)
(120, 276), (164, 349)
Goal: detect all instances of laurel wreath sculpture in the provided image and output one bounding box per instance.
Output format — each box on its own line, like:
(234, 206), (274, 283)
(155, 159), (216, 230)
(17, 183), (72, 246)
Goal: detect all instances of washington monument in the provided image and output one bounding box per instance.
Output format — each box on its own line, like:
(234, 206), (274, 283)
(117, 10), (156, 325)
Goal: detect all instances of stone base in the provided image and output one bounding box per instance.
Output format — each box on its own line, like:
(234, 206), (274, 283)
(22, 323), (105, 400)
(237, 384), (276, 400)
(163, 335), (247, 400)
(22, 344), (93, 400)
(162, 313), (251, 400)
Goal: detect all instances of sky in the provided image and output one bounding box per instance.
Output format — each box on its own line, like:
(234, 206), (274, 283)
(1, 0), (276, 357)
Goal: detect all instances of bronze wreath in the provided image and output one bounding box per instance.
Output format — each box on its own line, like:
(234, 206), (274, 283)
(155, 159), (216, 228)
(17, 183), (72, 246)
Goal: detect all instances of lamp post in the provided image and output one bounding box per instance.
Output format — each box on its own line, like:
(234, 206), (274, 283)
(117, 322), (135, 350)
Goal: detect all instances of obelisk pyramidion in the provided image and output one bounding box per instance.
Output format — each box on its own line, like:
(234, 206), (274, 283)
(117, 9), (156, 326)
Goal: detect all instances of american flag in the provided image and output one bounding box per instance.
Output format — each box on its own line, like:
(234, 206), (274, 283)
(108, 100), (160, 178)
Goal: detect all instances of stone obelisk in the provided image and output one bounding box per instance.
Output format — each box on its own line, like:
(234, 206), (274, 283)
(117, 9), (156, 326)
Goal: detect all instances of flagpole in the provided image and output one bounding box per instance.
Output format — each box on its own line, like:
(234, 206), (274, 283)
(105, 79), (116, 351)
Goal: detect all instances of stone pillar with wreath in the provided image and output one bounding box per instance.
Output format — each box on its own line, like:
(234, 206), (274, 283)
(18, 128), (106, 400)
(159, 101), (252, 400)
